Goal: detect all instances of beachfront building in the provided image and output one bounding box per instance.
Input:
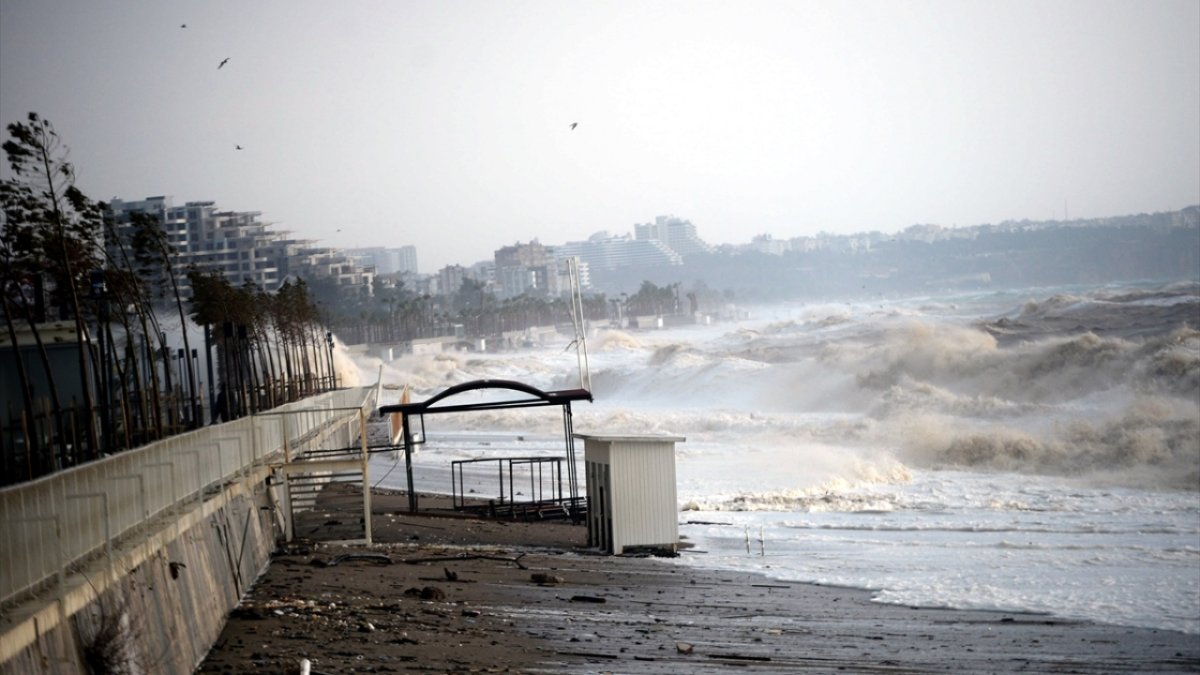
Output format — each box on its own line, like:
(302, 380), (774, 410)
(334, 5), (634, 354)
(634, 215), (713, 260)
(750, 233), (791, 255)
(288, 245), (376, 295)
(493, 240), (565, 299)
(345, 245), (418, 275)
(553, 231), (682, 271)
(436, 264), (467, 296)
(108, 195), (375, 298)
(108, 196), (290, 295)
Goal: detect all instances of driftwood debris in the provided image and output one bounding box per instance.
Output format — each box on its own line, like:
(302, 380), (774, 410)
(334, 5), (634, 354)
(401, 552), (528, 569)
(312, 553), (393, 567)
(569, 595), (606, 603)
(709, 653), (772, 662)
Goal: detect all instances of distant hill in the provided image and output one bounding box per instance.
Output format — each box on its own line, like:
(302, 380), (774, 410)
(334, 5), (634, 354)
(587, 207), (1200, 300)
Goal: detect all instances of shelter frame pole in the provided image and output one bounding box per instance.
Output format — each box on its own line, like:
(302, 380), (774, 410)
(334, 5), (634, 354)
(403, 412), (417, 513)
(563, 403), (579, 517)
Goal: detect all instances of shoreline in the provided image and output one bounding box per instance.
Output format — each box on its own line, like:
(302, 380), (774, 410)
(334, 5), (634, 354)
(197, 488), (1200, 674)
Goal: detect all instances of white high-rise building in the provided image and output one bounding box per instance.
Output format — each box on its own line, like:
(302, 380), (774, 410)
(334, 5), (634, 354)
(634, 215), (713, 260)
(553, 231), (682, 270)
(345, 245), (418, 275)
(108, 196), (374, 297)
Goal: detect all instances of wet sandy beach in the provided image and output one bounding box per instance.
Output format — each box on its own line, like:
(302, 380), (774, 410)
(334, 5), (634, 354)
(196, 488), (1200, 674)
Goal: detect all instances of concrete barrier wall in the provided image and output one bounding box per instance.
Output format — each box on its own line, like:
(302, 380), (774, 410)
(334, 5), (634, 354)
(0, 474), (276, 675)
(1, 385), (377, 608)
(0, 382), (382, 674)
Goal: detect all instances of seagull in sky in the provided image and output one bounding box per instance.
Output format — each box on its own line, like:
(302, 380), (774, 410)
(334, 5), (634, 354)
(569, 122), (578, 130)
(218, 57), (230, 69)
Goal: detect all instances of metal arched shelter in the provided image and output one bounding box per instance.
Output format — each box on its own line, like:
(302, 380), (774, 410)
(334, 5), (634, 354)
(377, 379), (592, 514)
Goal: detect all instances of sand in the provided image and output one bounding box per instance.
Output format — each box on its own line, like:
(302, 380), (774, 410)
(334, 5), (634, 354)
(196, 487), (1200, 674)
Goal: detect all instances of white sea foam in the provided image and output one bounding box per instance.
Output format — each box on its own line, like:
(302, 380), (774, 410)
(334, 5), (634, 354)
(353, 281), (1200, 634)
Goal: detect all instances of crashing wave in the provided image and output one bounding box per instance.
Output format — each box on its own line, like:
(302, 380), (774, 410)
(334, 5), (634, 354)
(682, 460), (913, 512)
(894, 399), (1200, 489)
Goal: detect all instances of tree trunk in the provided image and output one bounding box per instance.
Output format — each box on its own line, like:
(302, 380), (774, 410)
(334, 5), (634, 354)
(1, 296), (42, 471)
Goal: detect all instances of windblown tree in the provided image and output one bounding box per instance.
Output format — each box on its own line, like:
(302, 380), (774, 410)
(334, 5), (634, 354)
(275, 279), (322, 396)
(188, 267), (252, 419)
(1, 113), (105, 460)
(95, 261), (165, 445)
(0, 196), (56, 473)
(188, 270), (336, 418)
(626, 281), (680, 317)
(100, 210), (180, 441)
(129, 211), (199, 426)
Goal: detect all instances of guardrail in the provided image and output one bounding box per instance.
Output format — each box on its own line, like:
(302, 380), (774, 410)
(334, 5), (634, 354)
(0, 384), (380, 611)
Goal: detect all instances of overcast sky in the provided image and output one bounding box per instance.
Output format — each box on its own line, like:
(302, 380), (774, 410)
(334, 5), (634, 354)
(2, 0), (1197, 271)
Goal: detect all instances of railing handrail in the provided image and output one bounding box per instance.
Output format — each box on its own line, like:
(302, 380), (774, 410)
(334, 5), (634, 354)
(0, 383), (380, 610)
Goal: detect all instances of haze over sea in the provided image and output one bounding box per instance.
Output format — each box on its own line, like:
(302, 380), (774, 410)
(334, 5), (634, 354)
(351, 280), (1200, 635)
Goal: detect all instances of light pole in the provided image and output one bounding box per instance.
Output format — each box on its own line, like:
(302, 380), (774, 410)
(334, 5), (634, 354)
(325, 331), (336, 389)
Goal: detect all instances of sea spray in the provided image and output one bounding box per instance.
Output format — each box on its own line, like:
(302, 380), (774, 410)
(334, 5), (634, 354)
(354, 281), (1200, 633)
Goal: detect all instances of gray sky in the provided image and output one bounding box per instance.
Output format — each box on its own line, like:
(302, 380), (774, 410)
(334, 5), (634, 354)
(2, 0), (1197, 271)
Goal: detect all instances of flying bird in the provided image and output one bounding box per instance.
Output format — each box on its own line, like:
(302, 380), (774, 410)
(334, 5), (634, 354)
(569, 122), (578, 130)
(218, 57), (230, 69)
(235, 144), (243, 150)
(180, 23), (187, 28)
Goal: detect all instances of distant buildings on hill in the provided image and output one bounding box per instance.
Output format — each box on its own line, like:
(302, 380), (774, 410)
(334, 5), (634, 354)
(109, 194), (1197, 303)
(107, 195), (720, 302)
(429, 215), (719, 300)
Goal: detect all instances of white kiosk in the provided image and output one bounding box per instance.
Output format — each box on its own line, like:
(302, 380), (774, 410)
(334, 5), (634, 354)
(575, 434), (684, 555)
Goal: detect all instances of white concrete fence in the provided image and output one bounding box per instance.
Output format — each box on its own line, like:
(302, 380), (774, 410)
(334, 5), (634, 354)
(0, 382), (380, 610)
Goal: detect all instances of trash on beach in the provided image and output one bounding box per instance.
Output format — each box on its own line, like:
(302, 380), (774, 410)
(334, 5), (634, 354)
(404, 585), (446, 601)
(569, 595), (606, 603)
(311, 552), (394, 567)
(530, 572), (564, 585)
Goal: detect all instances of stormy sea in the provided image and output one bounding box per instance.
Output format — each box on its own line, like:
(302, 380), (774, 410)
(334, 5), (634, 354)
(352, 280), (1200, 635)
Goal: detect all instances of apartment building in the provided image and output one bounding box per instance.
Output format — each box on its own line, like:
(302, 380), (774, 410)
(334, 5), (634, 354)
(107, 196), (373, 298)
(553, 231), (682, 271)
(633, 215), (714, 260)
(345, 245), (418, 275)
(494, 240), (561, 299)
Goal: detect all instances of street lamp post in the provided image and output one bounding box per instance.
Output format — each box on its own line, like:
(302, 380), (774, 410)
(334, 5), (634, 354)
(326, 331), (336, 389)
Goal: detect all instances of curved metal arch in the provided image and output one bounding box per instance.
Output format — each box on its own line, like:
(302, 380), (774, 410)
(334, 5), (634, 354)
(422, 378), (553, 408)
(378, 379), (591, 416)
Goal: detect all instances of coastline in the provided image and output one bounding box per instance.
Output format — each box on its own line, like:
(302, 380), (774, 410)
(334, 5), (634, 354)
(197, 488), (1200, 674)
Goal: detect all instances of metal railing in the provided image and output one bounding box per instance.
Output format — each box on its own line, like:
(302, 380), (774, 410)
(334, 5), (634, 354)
(0, 383), (380, 610)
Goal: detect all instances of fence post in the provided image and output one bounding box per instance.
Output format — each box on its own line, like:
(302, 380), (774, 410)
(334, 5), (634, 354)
(359, 409), (371, 545)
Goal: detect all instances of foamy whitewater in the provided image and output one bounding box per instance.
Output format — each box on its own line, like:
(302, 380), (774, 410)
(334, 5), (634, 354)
(349, 281), (1200, 635)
